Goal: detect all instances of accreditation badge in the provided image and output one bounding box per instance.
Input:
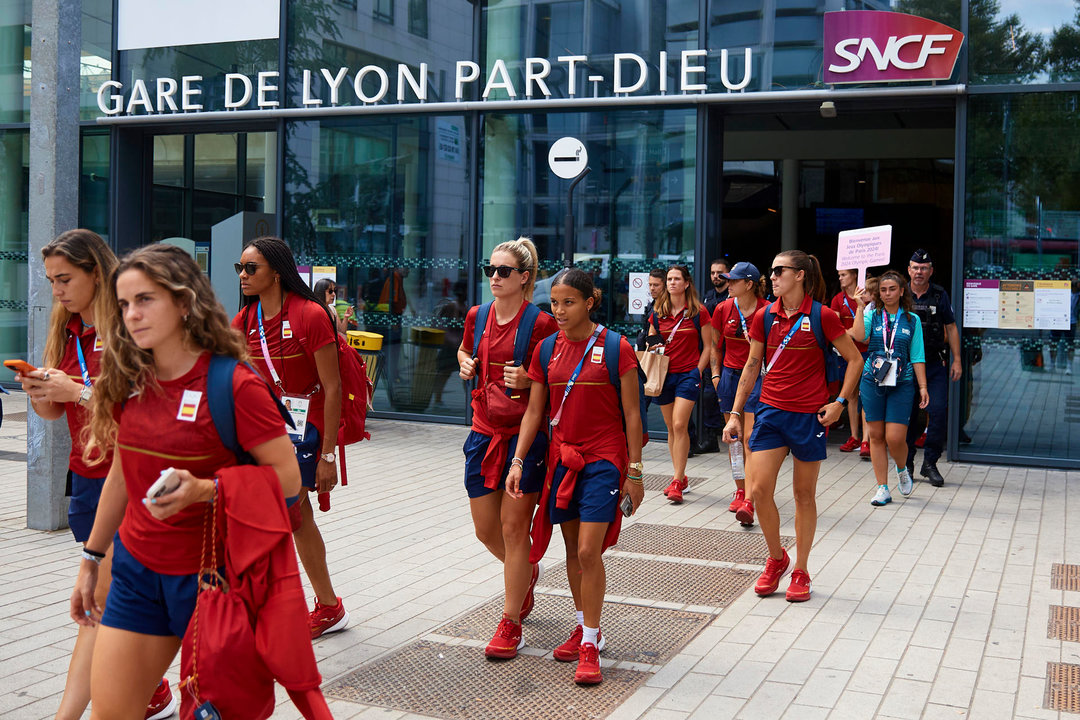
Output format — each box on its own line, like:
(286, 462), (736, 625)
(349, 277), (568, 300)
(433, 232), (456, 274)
(590, 346), (604, 364)
(282, 320), (293, 339)
(282, 395), (310, 439)
(93, 336), (103, 352)
(177, 390), (202, 422)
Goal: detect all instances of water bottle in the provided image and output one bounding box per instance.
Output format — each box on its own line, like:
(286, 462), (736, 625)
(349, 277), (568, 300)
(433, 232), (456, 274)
(729, 439), (745, 481)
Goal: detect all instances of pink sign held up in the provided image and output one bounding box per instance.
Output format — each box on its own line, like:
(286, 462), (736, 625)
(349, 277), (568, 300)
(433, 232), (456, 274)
(836, 225), (892, 288)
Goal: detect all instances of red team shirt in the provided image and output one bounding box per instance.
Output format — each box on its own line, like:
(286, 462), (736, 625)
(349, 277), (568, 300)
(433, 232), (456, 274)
(830, 291), (869, 353)
(527, 328), (637, 462)
(712, 297), (769, 370)
(116, 353), (287, 575)
(748, 295), (846, 414)
(232, 294), (337, 435)
(461, 302), (558, 435)
(56, 314), (112, 476)
(649, 306), (710, 373)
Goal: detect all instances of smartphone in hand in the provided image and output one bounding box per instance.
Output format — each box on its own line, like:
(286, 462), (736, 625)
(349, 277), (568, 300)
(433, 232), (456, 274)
(3, 359), (38, 375)
(619, 493), (634, 517)
(146, 467), (181, 499)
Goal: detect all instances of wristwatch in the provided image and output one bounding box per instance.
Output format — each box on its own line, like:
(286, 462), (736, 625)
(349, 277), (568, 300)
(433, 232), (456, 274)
(320, 452), (337, 464)
(628, 461), (644, 474)
(835, 396), (848, 406)
(77, 386), (92, 407)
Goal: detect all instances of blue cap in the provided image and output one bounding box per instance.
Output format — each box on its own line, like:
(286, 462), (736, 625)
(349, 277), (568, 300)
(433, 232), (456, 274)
(910, 248), (932, 264)
(723, 262), (761, 282)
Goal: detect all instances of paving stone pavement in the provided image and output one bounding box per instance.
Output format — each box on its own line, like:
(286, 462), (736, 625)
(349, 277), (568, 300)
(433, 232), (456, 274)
(1, 397), (1078, 719)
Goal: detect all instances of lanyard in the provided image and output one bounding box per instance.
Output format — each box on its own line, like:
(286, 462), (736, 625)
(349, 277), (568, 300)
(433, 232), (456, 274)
(73, 332), (92, 387)
(764, 313), (804, 375)
(881, 311), (899, 356)
(842, 295), (854, 317)
(256, 301), (283, 388)
(550, 325), (603, 427)
(665, 311), (687, 344)
(732, 301), (749, 338)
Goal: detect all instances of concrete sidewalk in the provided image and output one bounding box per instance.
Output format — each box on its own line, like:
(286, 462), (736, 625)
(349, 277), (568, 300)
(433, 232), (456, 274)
(0, 399), (1078, 719)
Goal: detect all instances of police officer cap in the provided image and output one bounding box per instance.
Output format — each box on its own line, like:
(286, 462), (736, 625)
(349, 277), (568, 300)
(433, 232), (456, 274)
(910, 248), (932, 264)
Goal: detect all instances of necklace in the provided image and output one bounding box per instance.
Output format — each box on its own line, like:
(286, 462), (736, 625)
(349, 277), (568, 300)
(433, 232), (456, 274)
(783, 305), (799, 313)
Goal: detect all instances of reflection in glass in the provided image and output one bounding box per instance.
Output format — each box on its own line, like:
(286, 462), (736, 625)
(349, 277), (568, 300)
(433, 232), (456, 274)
(81, 0), (111, 119)
(194, 134), (239, 195)
(963, 92), (1080, 459)
(0, 130), (28, 366)
(957, 0), (1080, 83)
(80, 129), (110, 238)
(284, 117), (471, 419)
(0, 1), (29, 123)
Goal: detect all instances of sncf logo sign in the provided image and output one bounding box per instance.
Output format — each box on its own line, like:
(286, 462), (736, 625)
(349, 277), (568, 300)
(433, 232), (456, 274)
(824, 11), (964, 84)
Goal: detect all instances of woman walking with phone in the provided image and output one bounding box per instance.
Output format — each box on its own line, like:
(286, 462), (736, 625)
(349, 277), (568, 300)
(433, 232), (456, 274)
(709, 262), (768, 526)
(723, 251), (862, 602)
(648, 266), (711, 504)
(508, 268), (643, 685)
(70, 244), (302, 718)
(847, 270), (929, 506)
(233, 236), (348, 639)
(456, 237), (557, 660)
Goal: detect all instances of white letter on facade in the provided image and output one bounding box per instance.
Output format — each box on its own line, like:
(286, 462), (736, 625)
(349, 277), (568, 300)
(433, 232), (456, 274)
(828, 38), (861, 73)
(156, 77), (178, 112)
(302, 69), (323, 106)
(225, 73), (252, 109)
(483, 59), (517, 99)
(354, 66), (389, 103)
(613, 53), (647, 93)
(181, 75), (203, 111)
(397, 63), (428, 102)
(680, 49), (707, 91)
(557, 55), (586, 96)
(126, 79), (153, 114)
(524, 57), (552, 98)
(720, 48), (752, 90)
(322, 67), (350, 105)
(257, 71), (280, 108)
(659, 51), (668, 93)
(455, 61), (480, 100)
(97, 80), (123, 116)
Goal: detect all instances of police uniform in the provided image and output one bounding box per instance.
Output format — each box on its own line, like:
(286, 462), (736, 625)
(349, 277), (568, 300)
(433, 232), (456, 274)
(905, 250), (956, 476)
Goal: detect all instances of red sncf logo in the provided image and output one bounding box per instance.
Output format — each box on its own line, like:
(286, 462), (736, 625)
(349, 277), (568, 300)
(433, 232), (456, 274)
(823, 11), (964, 84)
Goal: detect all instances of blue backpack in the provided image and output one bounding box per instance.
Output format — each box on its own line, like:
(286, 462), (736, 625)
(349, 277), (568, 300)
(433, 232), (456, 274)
(206, 354), (292, 466)
(472, 302), (543, 390)
(537, 328), (649, 447)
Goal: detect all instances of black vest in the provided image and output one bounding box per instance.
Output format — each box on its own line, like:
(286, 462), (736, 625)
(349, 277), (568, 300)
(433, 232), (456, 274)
(910, 283), (947, 359)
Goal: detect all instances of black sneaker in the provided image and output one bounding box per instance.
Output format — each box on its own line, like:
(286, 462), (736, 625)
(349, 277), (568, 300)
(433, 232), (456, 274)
(920, 461), (945, 487)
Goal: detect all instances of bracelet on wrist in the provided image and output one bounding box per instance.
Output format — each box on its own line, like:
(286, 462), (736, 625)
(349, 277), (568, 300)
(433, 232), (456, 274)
(729, 410), (742, 417)
(82, 546), (105, 559)
(625, 474), (644, 485)
(81, 550), (102, 565)
(510, 457), (524, 469)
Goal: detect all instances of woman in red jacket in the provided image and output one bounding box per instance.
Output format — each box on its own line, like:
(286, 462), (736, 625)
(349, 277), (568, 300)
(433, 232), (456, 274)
(648, 266), (712, 504)
(723, 251), (862, 602)
(709, 262), (768, 526)
(456, 236), (557, 660)
(70, 244), (300, 718)
(508, 268), (644, 686)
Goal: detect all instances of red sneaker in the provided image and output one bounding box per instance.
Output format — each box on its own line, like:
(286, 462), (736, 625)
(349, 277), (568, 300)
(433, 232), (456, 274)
(574, 642), (603, 685)
(735, 500), (755, 526)
(519, 561), (544, 621)
(915, 431), (926, 448)
(145, 678), (176, 720)
(484, 617), (524, 659)
(310, 596), (349, 639)
(677, 476), (688, 491)
(859, 441), (871, 459)
(786, 569), (812, 602)
(839, 436), (861, 452)
(754, 549), (790, 596)
(727, 488), (745, 512)
(666, 479), (683, 504)
(553, 625), (604, 662)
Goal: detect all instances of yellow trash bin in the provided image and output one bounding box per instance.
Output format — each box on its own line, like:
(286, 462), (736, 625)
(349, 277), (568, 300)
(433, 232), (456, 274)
(408, 327), (445, 407)
(347, 331), (383, 351)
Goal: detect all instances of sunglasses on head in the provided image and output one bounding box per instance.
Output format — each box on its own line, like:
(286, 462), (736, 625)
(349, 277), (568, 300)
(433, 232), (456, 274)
(234, 262), (262, 276)
(770, 265), (797, 277)
(483, 264), (525, 278)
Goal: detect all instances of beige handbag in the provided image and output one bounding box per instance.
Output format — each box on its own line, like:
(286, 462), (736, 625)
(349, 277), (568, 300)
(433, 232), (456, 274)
(636, 349), (669, 397)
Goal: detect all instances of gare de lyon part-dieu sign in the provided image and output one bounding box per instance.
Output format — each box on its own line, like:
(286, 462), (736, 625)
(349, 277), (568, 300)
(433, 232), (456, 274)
(97, 11), (964, 117)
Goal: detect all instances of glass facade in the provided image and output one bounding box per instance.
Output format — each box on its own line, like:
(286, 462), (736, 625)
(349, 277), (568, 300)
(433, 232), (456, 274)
(0, 0), (29, 124)
(0, 129), (28, 367)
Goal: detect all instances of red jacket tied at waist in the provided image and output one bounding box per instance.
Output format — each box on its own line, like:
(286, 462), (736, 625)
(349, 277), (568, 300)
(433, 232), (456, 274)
(480, 427), (514, 490)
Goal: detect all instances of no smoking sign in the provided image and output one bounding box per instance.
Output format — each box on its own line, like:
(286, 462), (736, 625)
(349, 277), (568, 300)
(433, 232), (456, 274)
(548, 137), (588, 179)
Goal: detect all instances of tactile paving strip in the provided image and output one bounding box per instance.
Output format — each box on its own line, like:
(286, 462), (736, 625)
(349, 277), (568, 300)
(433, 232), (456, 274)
(642, 473), (705, 492)
(613, 524), (795, 565)
(324, 640), (650, 719)
(1048, 605), (1080, 643)
(434, 592), (713, 664)
(1052, 564), (1080, 592)
(543, 556), (756, 607)
(1044, 662), (1080, 712)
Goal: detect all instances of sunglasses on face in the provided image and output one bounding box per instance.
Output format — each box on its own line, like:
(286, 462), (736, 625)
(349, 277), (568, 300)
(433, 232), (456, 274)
(234, 262), (262, 276)
(483, 265), (525, 278)
(770, 265), (797, 277)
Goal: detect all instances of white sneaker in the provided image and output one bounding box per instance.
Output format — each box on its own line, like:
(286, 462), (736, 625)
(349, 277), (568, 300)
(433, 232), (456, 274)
(870, 484), (892, 506)
(896, 467), (914, 497)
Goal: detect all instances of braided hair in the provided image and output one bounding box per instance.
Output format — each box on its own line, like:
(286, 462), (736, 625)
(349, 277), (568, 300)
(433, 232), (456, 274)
(241, 236), (338, 332)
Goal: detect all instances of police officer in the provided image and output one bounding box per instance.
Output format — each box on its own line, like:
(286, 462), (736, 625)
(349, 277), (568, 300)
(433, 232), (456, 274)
(905, 249), (961, 486)
(696, 259), (731, 453)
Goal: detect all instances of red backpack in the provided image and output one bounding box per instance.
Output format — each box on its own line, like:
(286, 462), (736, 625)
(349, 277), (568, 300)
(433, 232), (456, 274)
(335, 332), (373, 446)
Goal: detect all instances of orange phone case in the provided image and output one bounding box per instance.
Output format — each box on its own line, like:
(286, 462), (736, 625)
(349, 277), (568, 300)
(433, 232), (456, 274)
(3, 359), (38, 374)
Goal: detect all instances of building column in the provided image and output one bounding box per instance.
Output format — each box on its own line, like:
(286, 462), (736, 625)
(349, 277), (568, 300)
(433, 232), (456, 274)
(781, 158), (799, 251)
(27, 0), (80, 531)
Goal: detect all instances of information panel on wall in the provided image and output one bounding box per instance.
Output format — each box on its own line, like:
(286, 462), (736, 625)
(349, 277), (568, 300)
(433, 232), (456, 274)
(963, 279), (1071, 330)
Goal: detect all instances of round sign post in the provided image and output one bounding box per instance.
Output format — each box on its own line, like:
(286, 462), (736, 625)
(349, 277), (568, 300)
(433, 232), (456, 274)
(548, 137), (590, 267)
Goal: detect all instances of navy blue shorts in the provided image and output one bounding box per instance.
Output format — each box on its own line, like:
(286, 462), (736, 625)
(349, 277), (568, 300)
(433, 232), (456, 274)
(100, 533), (201, 638)
(68, 472), (106, 543)
(463, 430), (548, 499)
(749, 403), (828, 462)
(657, 367), (701, 406)
(293, 423), (320, 490)
(717, 366), (762, 415)
(548, 459), (621, 525)
(860, 377), (916, 425)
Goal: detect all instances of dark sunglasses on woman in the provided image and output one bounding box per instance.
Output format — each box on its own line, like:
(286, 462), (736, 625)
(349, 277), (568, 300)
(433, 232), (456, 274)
(234, 262), (262, 276)
(483, 264), (525, 278)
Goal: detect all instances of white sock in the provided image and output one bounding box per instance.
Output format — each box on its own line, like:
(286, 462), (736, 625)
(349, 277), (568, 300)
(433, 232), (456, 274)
(576, 610), (584, 627)
(582, 625), (599, 646)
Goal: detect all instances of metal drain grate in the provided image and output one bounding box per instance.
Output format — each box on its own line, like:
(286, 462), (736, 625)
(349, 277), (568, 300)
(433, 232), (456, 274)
(3, 411), (26, 423)
(1045, 662), (1080, 712)
(324, 640), (650, 720)
(543, 556), (756, 607)
(434, 593), (713, 664)
(642, 473), (705, 492)
(613, 524), (794, 564)
(1048, 605), (1080, 643)
(1052, 564), (1080, 592)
